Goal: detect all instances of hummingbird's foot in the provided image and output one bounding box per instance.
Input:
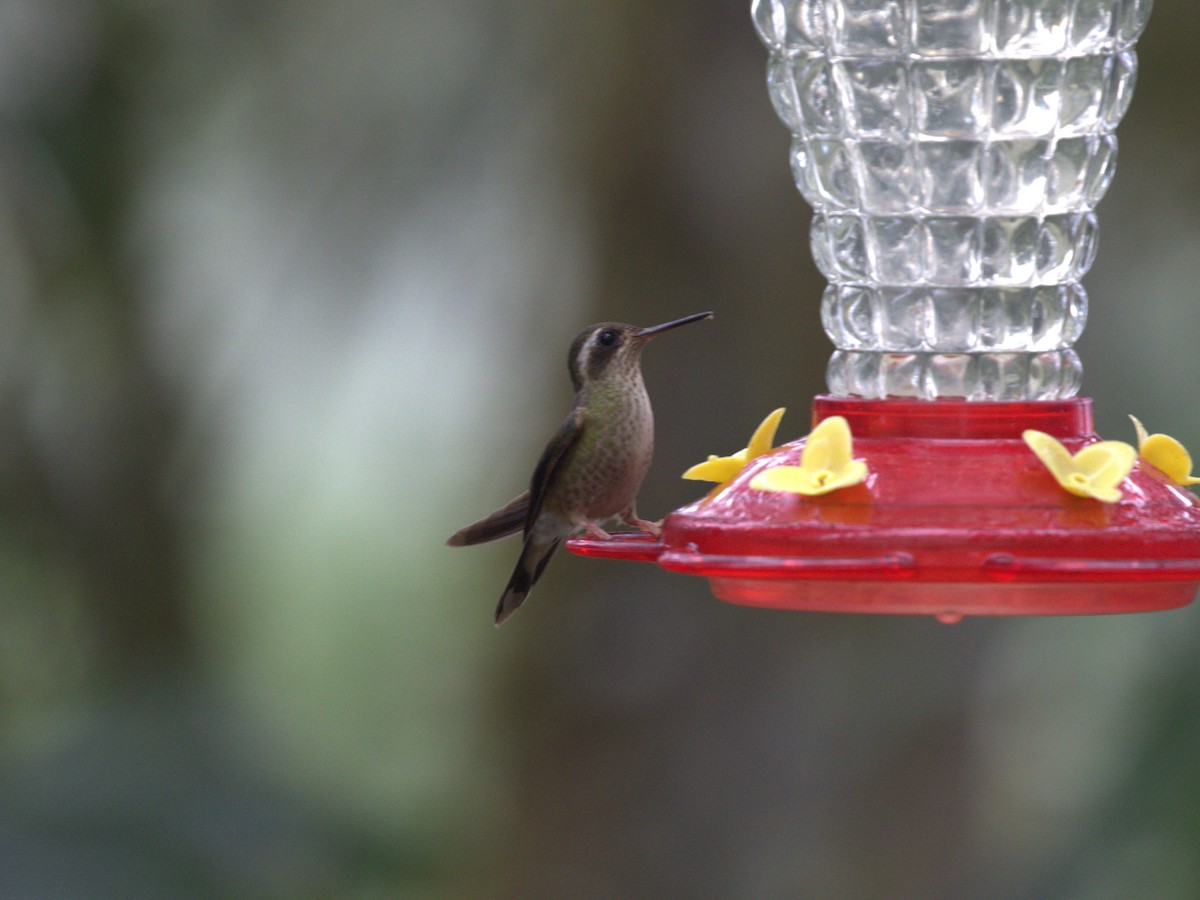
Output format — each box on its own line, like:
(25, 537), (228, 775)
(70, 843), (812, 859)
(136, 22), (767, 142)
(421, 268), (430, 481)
(582, 522), (614, 541)
(624, 516), (662, 539)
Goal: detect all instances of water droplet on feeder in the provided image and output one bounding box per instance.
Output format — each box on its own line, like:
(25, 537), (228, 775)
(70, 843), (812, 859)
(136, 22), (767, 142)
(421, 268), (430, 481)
(935, 612), (964, 625)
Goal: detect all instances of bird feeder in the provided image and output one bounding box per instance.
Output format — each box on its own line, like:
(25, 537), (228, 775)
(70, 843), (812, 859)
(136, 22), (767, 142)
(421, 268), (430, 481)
(568, 0), (1200, 620)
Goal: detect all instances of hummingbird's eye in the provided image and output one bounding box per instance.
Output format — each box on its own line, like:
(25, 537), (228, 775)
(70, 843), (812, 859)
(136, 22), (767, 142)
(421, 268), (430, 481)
(597, 330), (619, 348)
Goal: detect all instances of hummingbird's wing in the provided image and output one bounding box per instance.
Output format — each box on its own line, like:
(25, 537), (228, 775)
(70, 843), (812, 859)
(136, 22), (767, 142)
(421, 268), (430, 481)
(492, 411), (583, 625)
(524, 407), (585, 536)
(495, 529), (562, 626)
(445, 491), (530, 546)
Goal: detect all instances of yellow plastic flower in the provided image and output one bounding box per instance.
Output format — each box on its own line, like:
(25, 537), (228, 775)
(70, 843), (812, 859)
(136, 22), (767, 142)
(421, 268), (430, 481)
(683, 407), (785, 494)
(749, 415), (868, 497)
(1022, 429), (1136, 503)
(1129, 415), (1200, 486)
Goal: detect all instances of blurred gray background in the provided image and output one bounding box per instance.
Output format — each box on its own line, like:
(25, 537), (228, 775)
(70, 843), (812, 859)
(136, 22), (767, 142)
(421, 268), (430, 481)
(1, 1), (1199, 897)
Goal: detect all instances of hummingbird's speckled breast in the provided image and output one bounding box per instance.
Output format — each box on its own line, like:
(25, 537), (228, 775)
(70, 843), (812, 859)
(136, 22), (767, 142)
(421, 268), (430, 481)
(547, 370), (653, 523)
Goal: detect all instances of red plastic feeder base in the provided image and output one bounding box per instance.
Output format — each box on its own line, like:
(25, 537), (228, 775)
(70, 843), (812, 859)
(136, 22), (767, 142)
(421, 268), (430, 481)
(567, 397), (1200, 620)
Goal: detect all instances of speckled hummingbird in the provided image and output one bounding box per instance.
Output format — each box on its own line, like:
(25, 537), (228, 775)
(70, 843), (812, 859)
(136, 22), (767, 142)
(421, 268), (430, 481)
(447, 311), (712, 625)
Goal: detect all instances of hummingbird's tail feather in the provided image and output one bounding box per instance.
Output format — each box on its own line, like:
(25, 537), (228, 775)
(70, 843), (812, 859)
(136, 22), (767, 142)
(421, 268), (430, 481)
(447, 491), (531, 546)
(494, 535), (562, 626)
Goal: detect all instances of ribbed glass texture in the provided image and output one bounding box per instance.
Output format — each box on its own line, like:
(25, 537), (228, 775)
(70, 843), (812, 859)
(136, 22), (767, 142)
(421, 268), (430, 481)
(753, 0), (1151, 399)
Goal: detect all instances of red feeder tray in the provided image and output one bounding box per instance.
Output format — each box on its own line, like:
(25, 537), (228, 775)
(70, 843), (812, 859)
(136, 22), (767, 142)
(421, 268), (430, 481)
(566, 397), (1200, 620)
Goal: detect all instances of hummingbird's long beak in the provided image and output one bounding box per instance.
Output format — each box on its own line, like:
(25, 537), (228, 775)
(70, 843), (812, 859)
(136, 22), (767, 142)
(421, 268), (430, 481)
(635, 311), (713, 340)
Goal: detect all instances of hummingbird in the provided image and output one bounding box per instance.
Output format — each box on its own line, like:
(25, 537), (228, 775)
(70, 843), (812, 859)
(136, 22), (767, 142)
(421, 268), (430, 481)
(447, 311), (712, 625)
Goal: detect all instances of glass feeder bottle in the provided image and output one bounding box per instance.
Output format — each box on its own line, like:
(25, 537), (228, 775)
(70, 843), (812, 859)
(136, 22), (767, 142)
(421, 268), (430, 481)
(753, 0), (1149, 400)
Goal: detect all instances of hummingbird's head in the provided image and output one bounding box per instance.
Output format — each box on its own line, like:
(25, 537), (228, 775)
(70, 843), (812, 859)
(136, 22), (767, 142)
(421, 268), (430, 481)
(567, 312), (712, 391)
